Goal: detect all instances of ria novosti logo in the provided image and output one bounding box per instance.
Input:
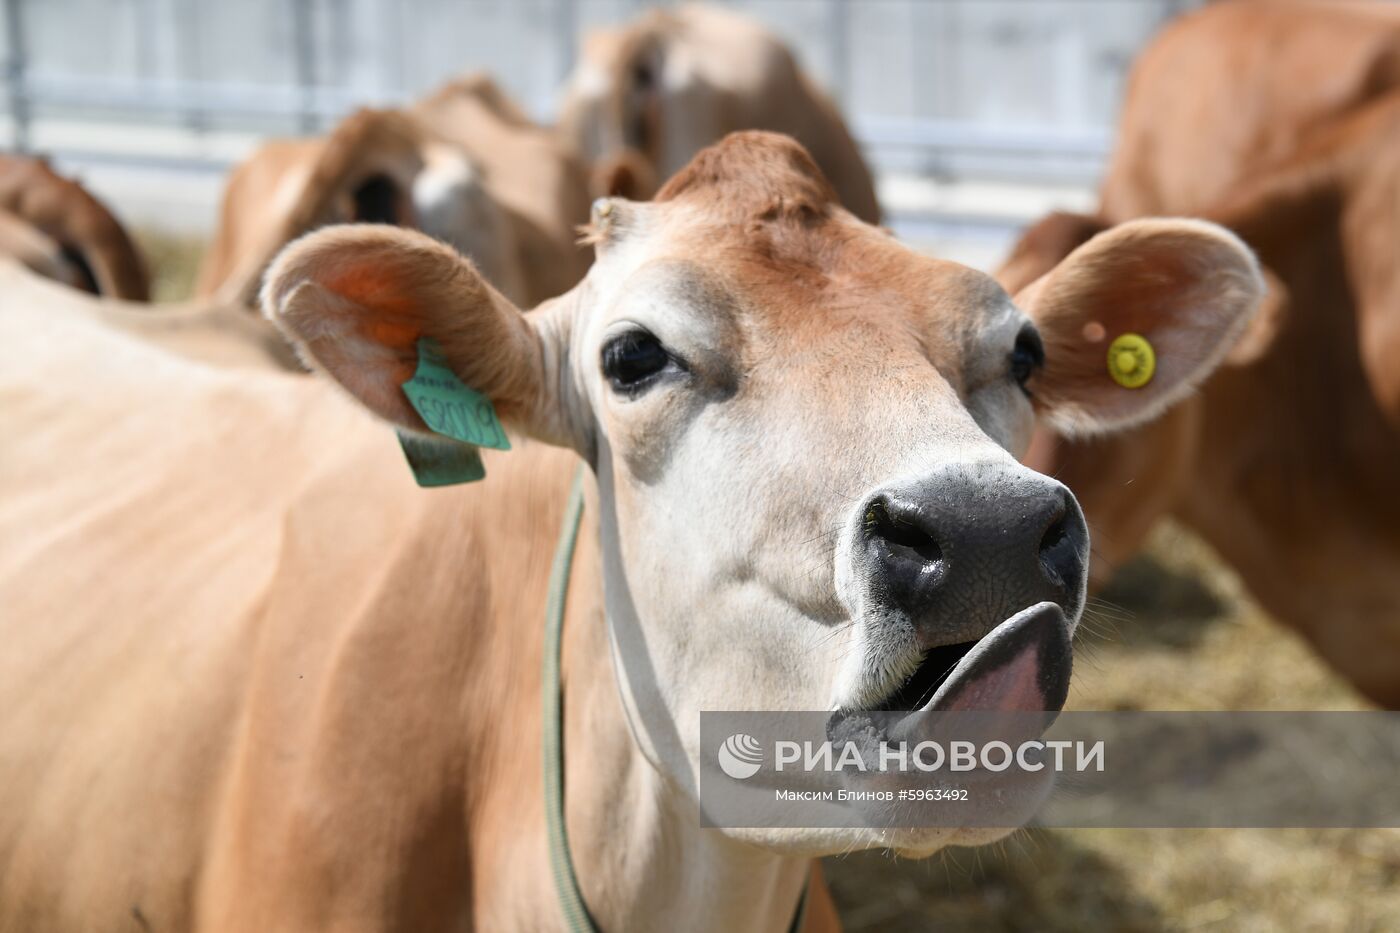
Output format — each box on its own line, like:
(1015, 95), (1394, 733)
(717, 733), (764, 779)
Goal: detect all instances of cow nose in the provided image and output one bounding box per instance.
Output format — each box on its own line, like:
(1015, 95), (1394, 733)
(860, 462), (1088, 649)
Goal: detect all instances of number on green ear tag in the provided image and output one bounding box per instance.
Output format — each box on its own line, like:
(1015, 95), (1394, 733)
(398, 338), (508, 486)
(401, 338), (511, 450)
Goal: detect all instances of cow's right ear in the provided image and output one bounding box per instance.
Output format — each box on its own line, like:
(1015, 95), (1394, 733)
(262, 224), (576, 448)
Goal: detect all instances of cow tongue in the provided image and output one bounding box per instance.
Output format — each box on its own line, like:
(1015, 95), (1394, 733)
(888, 602), (1072, 744)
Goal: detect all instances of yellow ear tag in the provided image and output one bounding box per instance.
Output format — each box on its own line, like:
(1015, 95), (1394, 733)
(1107, 332), (1155, 388)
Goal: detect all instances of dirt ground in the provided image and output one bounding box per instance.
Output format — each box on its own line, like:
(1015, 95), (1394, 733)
(133, 229), (1399, 933)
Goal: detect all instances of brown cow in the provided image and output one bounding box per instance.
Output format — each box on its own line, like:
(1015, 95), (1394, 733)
(0, 133), (1260, 930)
(0, 155), (150, 300)
(1000, 5), (1400, 706)
(196, 75), (592, 311)
(557, 3), (882, 223)
(1099, 0), (1400, 221)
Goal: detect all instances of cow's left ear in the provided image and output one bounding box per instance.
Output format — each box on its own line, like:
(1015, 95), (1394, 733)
(262, 224), (577, 448)
(1015, 218), (1264, 435)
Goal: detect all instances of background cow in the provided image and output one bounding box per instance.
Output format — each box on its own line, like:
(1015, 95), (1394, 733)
(0, 256), (300, 371)
(557, 3), (881, 223)
(999, 0), (1400, 706)
(196, 75), (593, 311)
(1099, 0), (1400, 221)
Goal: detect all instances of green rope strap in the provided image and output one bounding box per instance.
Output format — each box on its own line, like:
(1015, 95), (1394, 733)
(541, 467), (809, 933)
(543, 468), (596, 932)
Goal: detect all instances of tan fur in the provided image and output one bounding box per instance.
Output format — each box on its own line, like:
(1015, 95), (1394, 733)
(410, 74), (595, 302)
(0, 258), (299, 371)
(1099, 0), (1400, 221)
(196, 110), (425, 307)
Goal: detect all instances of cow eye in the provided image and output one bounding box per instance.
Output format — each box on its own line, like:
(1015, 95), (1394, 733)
(602, 329), (675, 393)
(1009, 327), (1045, 396)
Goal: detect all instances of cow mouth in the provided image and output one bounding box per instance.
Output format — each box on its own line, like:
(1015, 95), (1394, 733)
(848, 601), (1073, 725)
(871, 637), (983, 712)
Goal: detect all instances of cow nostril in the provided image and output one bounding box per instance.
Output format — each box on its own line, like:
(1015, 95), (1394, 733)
(1037, 501), (1078, 585)
(1040, 514), (1069, 553)
(867, 499), (944, 564)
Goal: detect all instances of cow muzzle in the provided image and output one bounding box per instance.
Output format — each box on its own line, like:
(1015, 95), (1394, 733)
(845, 461), (1088, 715)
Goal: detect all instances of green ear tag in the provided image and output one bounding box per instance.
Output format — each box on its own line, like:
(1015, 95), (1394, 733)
(397, 337), (509, 486)
(401, 338), (511, 450)
(397, 432), (486, 487)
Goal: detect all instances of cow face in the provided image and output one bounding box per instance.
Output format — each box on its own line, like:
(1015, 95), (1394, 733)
(558, 8), (740, 202)
(263, 133), (1262, 856)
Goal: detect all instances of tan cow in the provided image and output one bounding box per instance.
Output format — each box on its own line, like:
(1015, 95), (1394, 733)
(558, 3), (882, 223)
(1100, 0), (1400, 221)
(0, 133), (1260, 930)
(0, 257), (299, 371)
(0, 155), (150, 299)
(196, 75), (592, 311)
(999, 5), (1400, 706)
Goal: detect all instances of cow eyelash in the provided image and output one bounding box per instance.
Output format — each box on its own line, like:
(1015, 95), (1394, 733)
(601, 328), (685, 395)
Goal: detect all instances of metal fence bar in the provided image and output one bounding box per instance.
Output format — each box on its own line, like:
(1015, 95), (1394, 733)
(291, 0), (319, 134)
(856, 115), (1110, 158)
(176, 0), (207, 133)
(133, 0), (159, 83)
(3, 0), (29, 151)
(2, 0), (1166, 179)
(16, 74), (368, 119)
(828, 0), (850, 108)
(554, 0), (576, 87)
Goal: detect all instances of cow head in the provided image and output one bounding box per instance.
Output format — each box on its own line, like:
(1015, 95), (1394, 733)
(559, 6), (795, 203)
(203, 108), (528, 309)
(263, 133), (1262, 855)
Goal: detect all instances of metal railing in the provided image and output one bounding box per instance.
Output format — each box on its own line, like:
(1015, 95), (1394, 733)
(0, 0), (1193, 180)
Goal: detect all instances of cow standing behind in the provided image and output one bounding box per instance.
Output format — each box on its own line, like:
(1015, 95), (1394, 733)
(999, 0), (1400, 706)
(196, 74), (593, 314)
(558, 3), (882, 223)
(0, 133), (1261, 931)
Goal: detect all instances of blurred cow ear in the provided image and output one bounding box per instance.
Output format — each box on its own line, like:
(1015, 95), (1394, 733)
(592, 149), (658, 201)
(1015, 218), (1264, 435)
(1223, 265), (1288, 366)
(261, 224), (577, 448)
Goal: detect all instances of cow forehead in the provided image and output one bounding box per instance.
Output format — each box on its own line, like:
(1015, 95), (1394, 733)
(600, 211), (1018, 374)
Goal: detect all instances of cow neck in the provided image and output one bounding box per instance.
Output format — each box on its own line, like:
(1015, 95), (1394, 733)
(552, 468), (811, 933)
